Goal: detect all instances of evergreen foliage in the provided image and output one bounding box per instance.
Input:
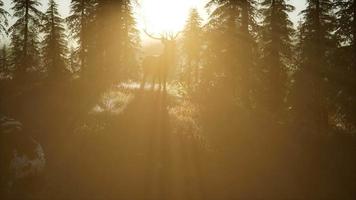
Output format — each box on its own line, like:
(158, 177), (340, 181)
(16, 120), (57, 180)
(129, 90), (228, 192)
(260, 0), (295, 111)
(9, 0), (43, 82)
(42, 0), (68, 81)
(182, 8), (203, 86)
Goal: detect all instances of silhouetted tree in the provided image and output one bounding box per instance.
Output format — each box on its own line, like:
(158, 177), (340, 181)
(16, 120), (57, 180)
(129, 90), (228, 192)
(69, 45), (79, 74)
(292, 0), (337, 133)
(94, 0), (124, 82)
(204, 0), (258, 106)
(0, 45), (10, 79)
(260, 0), (295, 111)
(332, 0), (356, 131)
(42, 0), (68, 81)
(120, 0), (140, 80)
(0, 0), (9, 37)
(335, 0), (356, 61)
(67, 0), (97, 77)
(9, 0), (43, 82)
(182, 8), (203, 87)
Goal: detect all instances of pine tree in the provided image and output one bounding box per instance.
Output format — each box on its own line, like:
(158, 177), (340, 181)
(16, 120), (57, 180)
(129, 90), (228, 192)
(95, 0), (124, 82)
(292, 0), (337, 133)
(333, 0), (356, 130)
(335, 1), (356, 51)
(204, 0), (240, 85)
(69, 46), (79, 74)
(0, 0), (9, 37)
(0, 45), (9, 79)
(205, 0), (258, 105)
(9, 0), (43, 82)
(182, 8), (203, 86)
(260, 0), (295, 111)
(42, 0), (68, 81)
(67, 0), (97, 77)
(120, 0), (140, 80)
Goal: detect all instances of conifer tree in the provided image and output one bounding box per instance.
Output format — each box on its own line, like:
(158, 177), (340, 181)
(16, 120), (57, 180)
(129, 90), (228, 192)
(120, 0), (140, 80)
(9, 0), (43, 82)
(42, 0), (68, 80)
(182, 8), (203, 86)
(292, 0), (337, 133)
(94, 0), (123, 82)
(0, 45), (9, 79)
(335, 0), (356, 57)
(0, 0), (9, 37)
(69, 46), (79, 74)
(333, 0), (356, 129)
(205, 0), (258, 105)
(67, 0), (97, 77)
(260, 0), (295, 111)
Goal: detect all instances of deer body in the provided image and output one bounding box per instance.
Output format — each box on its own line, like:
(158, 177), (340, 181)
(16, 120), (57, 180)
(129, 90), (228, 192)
(140, 30), (179, 91)
(141, 55), (167, 90)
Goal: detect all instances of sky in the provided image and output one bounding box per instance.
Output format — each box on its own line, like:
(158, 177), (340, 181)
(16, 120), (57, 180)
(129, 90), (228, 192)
(2, 0), (307, 43)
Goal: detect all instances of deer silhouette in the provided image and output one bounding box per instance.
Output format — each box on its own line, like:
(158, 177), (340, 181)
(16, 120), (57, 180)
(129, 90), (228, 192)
(140, 30), (180, 91)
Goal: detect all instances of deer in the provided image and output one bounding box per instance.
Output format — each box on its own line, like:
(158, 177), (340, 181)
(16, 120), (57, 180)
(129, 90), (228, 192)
(140, 30), (180, 91)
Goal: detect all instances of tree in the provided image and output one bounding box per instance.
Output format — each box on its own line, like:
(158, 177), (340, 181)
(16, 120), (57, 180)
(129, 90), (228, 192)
(0, 45), (9, 79)
(67, 0), (97, 78)
(0, 0), (9, 37)
(292, 0), (337, 133)
(182, 8), (203, 86)
(9, 0), (43, 82)
(335, 0), (356, 61)
(332, 0), (356, 131)
(68, 45), (79, 74)
(42, 0), (68, 81)
(120, 0), (140, 81)
(260, 0), (295, 111)
(94, 0), (125, 82)
(204, 0), (258, 106)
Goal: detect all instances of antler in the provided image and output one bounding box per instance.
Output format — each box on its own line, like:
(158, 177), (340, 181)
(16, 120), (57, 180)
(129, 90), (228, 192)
(173, 31), (181, 40)
(144, 29), (163, 40)
(165, 31), (181, 40)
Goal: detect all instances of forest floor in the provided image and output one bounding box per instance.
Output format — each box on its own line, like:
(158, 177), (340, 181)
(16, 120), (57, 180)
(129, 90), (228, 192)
(36, 83), (218, 200)
(4, 82), (355, 200)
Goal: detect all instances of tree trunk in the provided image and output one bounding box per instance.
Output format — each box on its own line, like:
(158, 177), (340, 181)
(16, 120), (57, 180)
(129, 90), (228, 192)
(22, 0), (29, 80)
(314, 0), (328, 134)
(353, 0), (356, 70)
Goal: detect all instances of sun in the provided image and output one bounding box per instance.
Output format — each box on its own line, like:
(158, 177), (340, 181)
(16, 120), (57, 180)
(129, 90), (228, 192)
(135, 0), (206, 41)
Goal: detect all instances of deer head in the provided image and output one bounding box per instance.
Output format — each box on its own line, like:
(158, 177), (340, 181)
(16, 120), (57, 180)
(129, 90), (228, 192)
(144, 29), (180, 60)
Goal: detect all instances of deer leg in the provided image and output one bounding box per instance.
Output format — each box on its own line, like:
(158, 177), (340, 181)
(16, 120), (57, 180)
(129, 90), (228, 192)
(140, 73), (147, 90)
(163, 74), (167, 91)
(151, 75), (156, 90)
(158, 73), (162, 91)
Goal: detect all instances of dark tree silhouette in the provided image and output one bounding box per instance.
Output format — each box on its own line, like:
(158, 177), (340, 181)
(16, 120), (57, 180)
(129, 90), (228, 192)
(260, 0), (295, 111)
(67, 0), (97, 77)
(292, 0), (337, 133)
(205, 0), (258, 106)
(42, 0), (68, 81)
(95, 0), (123, 81)
(9, 0), (43, 82)
(0, 0), (9, 37)
(335, 0), (356, 59)
(332, 0), (356, 130)
(0, 45), (10, 79)
(68, 45), (79, 74)
(120, 0), (140, 80)
(182, 8), (203, 87)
